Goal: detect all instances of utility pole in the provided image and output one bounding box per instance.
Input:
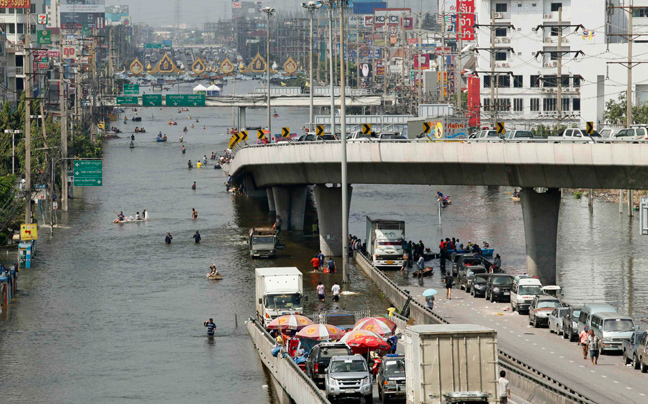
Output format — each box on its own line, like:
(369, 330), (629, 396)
(439, 11), (446, 102)
(59, 42), (68, 212)
(303, 2), (320, 131)
(328, 4), (335, 135)
(262, 7), (275, 142)
(337, 0), (350, 283)
(24, 10), (32, 223)
(489, 10), (495, 126)
(456, 9), (462, 111)
(557, 7), (563, 126)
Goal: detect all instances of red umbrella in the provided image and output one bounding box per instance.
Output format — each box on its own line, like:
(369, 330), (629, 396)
(267, 314), (314, 331)
(340, 330), (391, 353)
(296, 324), (345, 341)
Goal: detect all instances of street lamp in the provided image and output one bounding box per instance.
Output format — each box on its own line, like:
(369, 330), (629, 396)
(302, 1), (322, 132)
(3, 129), (23, 175)
(262, 7), (276, 142)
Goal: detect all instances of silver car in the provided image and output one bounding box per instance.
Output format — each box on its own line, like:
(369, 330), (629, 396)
(548, 307), (569, 335)
(325, 355), (373, 403)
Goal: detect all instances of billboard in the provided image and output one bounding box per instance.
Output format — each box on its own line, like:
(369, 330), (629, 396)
(61, 0), (106, 30)
(2, 1), (31, 8)
(457, 0), (475, 41)
(373, 8), (411, 29)
(105, 4), (129, 25)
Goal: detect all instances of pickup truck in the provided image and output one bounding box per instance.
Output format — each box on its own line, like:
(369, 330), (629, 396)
(547, 128), (601, 143)
(623, 331), (646, 370)
(305, 342), (353, 386)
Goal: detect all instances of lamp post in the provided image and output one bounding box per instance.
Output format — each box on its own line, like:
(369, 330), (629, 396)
(3, 130), (22, 175)
(262, 7), (276, 142)
(302, 2), (322, 132)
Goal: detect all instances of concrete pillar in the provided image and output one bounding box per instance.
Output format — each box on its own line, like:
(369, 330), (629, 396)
(628, 189), (633, 217)
(266, 188), (276, 212)
(238, 106), (246, 130)
(619, 189), (624, 214)
(313, 184), (353, 257)
(289, 186), (308, 231)
(273, 187), (291, 231)
(241, 175), (266, 198)
(520, 188), (561, 285)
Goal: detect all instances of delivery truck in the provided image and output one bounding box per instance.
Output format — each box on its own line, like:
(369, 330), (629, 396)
(255, 267), (304, 327)
(366, 216), (405, 269)
(249, 227), (277, 258)
(404, 324), (498, 404)
(404, 117), (470, 140)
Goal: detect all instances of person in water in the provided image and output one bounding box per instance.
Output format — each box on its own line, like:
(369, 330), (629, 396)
(192, 208), (198, 219)
(131, 134), (135, 141)
(130, 141), (134, 147)
(135, 212), (141, 220)
(193, 230), (201, 243)
(165, 232), (173, 244)
(192, 181), (197, 190)
(182, 146), (186, 154)
(204, 318), (216, 336)
(142, 210), (148, 220)
(188, 160), (193, 169)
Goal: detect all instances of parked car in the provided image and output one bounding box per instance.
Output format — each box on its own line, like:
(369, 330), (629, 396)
(325, 355), (373, 403)
(623, 331), (646, 369)
(590, 312), (635, 354)
(450, 252), (473, 276)
(609, 127), (648, 141)
(485, 274), (514, 302)
(296, 134), (317, 142)
(378, 132), (407, 140)
(547, 128), (601, 143)
(458, 256), (492, 275)
(548, 307), (569, 335)
(634, 332), (648, 372)
(561, 305), (582, 342)
(502, 130), (535, 140)
(320, 134), (338, 141)
(377, 354), (406, 403)
(598, 127), (619, 138)
(348, 131), (378, 142)
(510, 276), (543, 313)
(458, 265), (487, 293)
(528, 295), (562, 328)
(305, 342), (353, 386)
(577, 303), (618, 336)
(471, 274), (491, 298)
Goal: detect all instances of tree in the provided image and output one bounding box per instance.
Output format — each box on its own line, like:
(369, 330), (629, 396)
(603, 93), (648, 125)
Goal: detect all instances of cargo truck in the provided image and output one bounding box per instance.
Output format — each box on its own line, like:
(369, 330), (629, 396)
(404, 324), (498, 404)
(365, 216), (405, 269)
(255, 267), (303, 327)
(403, 117), (470, 140)
(249, 227), (277, 258)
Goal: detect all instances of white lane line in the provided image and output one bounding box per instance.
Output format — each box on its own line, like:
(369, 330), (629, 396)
(569, 360), (574, 363)
(626, 387), (632, 390)
(550, 352), (555, 354)
(601, 375), (607, 378)
(525, 339), (529, 342)
(560, 356), (564, 359)
(533, 343), (538, 346)
(639, 393), (645, 396)
(613, 381), (619, 384)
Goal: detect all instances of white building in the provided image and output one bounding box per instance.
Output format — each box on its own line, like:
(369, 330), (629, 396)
(476, 0), (648, 130)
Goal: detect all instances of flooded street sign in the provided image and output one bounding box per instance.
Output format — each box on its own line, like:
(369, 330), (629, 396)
(73, 160), (103, 186)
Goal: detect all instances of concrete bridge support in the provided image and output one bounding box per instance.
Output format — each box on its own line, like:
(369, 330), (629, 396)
(241, 175), (266, 198)
(237, 106), (246, 130)
(266, 188), (276, 212)
(520, 188), (561, 285)
(313, 184), (353, 257)
(272, 186), (308, 231)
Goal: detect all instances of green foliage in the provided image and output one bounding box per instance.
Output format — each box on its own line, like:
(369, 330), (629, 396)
(604, 93), (648, 125)
(531, 123), (567, 137)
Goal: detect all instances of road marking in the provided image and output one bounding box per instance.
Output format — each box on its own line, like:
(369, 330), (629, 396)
(613, 381), (619, 384)
(590, 370), (595, 373)
(601, 375), (606, 378)
(579, 365), (585, 368)
(550, 352), (554, 354)
(639, 393), (645, 396)
(560, 356), (564, 359)
(533, 343), (538, 346)
(569, 360), (574, 363)
(626, 387), (632, 390)
(541, 347), (546, 350)
(525, 339), (529, 342)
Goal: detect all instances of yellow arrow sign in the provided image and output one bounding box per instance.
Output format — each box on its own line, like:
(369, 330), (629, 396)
(316, 125), (324, 137)
(257, 129), (265, 140)
(240, 130), (248, 141)
(497, 122), (505, 135)
(586, 122), (594, 135)
(362, 123), (372, 135)
(423, 122), (431, 134)
(282, 127), (290, 138)
(228, 132), (241, 149)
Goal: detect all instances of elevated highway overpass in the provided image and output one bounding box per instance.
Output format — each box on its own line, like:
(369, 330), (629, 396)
(225, 140), (648, 284)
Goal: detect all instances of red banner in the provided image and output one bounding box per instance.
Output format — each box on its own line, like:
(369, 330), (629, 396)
(1, 0), (31, 8)
(413, 53), (430, 70)
(457, 0), (475, 41)
(467, 75), (480, 127)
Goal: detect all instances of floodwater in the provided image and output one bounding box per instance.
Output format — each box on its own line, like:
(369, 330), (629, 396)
(1, 79), (647, 403)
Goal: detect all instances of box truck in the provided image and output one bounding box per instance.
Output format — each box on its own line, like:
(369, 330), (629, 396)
(365, 216), (405, 269)
(404, 117), (470, 140)
(255, 267), (303, 327)
(404, 324), (498, 404)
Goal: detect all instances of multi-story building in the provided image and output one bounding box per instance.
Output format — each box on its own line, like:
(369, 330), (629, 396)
(476, 0), (648, 129)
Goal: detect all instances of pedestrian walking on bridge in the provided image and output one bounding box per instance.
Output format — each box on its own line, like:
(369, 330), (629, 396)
(498, 371), (511, 404)
(579, 327), (589, 360)
(444, 273), (453, 300)
(587, 329), (601, 365)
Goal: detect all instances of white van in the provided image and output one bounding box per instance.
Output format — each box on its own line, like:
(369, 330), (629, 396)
(577, 303), (617, 336)
(510, 276), (543, 313)
(590, 312), (634, 354)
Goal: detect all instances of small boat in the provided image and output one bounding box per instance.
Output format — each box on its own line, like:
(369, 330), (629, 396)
(157, 137), (167, 142)
(510, 196), (520, 202)
(207, 273), (223, 280)
(129, 144), (135, 149)
(169, 121), (177, 126)
(214, 165), (221, 170)
(131, 117), (142, 122)
(481, 248), (494, 258)
(105, 134), (121, 140)
(273, 114), (279, 118)
(113, 219), (146, 224)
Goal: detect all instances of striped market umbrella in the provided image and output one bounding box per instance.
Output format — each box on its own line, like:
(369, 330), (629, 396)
(267, 314), (314, 331)
(295, 324), (345, 341)
(353, 317), (397, 337)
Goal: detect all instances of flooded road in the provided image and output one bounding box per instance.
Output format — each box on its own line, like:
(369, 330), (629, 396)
(0, 80), (646, 403)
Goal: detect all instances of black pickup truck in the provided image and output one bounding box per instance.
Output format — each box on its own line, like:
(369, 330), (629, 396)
(305, 342), (353, 386)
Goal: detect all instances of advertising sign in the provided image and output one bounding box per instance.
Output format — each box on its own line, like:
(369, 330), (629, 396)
(61, 0), (106, 29)
(38, 30), (52, 45)
(457, 0), (475, 41)
(2, 1), (31, 8)
(373, 8), (411, 28)
(467, 76), (480, 127)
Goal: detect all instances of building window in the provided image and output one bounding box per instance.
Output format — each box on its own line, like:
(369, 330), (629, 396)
(30, 3), (35, 13)
(514, 75), (523, 87)
(634, 8), (648, 17)
(561, 75), (569, 87)
(484, 98), (491, 110)
(550, 27), (560, 36)
(495, 52), (507, 61)
(544, 76), (557, 87)
(530, 75), (540, 87)
(495, 28), (508, 37)
(0, 8), (6, 14)
(550, 52), (558, 60)
(496, 99), (511, 111)
(551, 3), (563, 12)
(17, 23), (23, 34)
(483, 75), (491, 88)
(562, 98), (570, 111)
(531, 98), (540, 111)
(573, 76), (581, 87)
(8, 24), (14, 34)
(543, 98), (557, 111)
(573, 98), (581, 111)
(496, 3), (508, 12)
(498, 75), (511, 87)
(514, 98), (523, 111)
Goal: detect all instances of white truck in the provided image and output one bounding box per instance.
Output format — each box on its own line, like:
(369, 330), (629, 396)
(365, 216), (405, 269)
(405, 117), (470, 140)
(255, 267), (304, 327)
(404, 324), (498, 404)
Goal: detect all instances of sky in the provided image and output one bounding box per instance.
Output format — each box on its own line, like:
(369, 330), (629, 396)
(107, 0), (437, 27)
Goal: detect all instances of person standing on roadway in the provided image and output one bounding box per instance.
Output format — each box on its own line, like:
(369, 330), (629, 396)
(444, 273), (453, 299)
(416, 254), (425, 277)
(326, 258), (337, 274)
(579, 327), (589, 360)
(204, 318), (216, 337)
(193, 231), (201, 243)
(317, 250), (325, 270)
(165, 232), (173, 244)
(310, 255), (321, 272)
(331, 282), (340, 302)
(317, 282), (326, 301)
(587, 329), (601, 365)
(498, 371), (511, 404)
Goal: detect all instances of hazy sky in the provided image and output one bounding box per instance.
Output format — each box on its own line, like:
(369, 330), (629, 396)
(108, 0), (437, 27)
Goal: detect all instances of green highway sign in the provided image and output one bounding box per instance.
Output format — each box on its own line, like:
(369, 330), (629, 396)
(123, 84), (139, 95)
(144, 43), (163, 49)
(143, 94), (163, 106)
(116, 96), (139, 105)
(73, 160), (103, 187)
(81, 24), (91, 37)
(165, 94), (205, 107)
(38, 30), (51, 45)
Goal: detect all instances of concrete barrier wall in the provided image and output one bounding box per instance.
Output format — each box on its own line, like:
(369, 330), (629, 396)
(246, 320), (330, 404)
